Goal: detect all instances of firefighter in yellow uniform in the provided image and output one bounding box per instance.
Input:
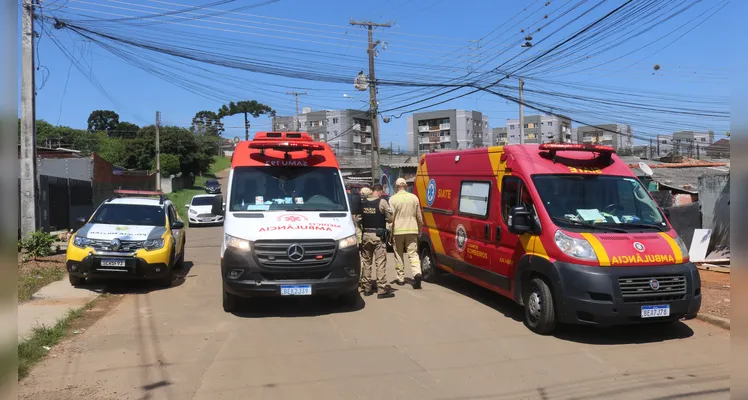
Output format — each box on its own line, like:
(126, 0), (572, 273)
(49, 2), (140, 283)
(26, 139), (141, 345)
(360, 184), (395, 298)
(389, 178), (424, 289)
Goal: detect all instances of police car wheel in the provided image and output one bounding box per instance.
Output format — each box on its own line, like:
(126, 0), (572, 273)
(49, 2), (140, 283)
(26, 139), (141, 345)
(223, 288), (239, 312)
(420, 247), (440, 283)
(69, 274), (85, 287)
(523, 277), (557, 335)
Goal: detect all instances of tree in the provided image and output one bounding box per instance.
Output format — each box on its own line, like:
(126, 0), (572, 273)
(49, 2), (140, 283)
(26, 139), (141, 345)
(218, 100), (274, 141)
(87, 110), (120, 133)
(110, 121), (140, 139)
(191, 110), (224, 136)
(156, 153), (181, 177)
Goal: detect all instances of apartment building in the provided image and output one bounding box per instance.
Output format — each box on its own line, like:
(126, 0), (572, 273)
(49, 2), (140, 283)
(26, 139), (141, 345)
(656, 131), (714, 157)
(505, 114), (573, 144)
(406, 110), (490, 153)
(272, 109), (372, 155)
(577, 123), (634, 152)
(493, 127), (508, 145)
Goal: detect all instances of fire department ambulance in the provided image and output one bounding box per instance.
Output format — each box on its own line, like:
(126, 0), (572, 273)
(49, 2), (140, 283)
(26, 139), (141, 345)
(211, 132), (362, 312)
(415, 143), (701, 334)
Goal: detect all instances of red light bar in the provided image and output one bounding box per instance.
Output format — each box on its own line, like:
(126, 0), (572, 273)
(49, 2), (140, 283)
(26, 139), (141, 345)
(539, 143), (615, 153)
(248, 141), (325, 152)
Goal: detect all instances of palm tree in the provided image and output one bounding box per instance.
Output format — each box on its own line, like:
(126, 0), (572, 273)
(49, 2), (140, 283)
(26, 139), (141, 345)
(218, 101), (275, 141)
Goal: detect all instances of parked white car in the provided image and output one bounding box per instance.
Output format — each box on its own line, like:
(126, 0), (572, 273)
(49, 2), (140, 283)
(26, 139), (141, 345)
(186, 195), (224, 226)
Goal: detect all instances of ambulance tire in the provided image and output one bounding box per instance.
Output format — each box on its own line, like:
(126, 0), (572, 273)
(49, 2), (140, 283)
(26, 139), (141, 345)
(523, 277), (557, 335)
(420, 247), (441, 283)
(223, 287), (239, 312)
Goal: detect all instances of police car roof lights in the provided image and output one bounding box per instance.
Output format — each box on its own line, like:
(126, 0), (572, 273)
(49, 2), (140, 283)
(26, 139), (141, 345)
(111, 189), (168, 204)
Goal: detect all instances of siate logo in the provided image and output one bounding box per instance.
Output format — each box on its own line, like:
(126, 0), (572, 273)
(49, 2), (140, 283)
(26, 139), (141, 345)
(277, 214), (308, 222)
(633, 242), (645, 252)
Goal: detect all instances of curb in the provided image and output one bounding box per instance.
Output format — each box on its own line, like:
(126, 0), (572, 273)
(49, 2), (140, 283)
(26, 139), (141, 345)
(695, 313), (730, 330)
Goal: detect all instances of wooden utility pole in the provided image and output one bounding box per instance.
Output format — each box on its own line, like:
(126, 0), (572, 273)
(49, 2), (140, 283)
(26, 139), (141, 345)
(155, 111), (161, 191)
(350, 19), (390, 182)
(286, 91), (307, 131)
(518, 78), (524, 145)
(20, 0), (38, 238)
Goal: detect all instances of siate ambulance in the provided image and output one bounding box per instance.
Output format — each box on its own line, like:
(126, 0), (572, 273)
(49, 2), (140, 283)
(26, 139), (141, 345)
(211, 132), (362, 312)
(414, 143), (700, 334)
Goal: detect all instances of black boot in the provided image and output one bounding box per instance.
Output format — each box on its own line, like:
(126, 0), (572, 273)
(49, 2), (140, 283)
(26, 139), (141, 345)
(413, 273), (422, 289)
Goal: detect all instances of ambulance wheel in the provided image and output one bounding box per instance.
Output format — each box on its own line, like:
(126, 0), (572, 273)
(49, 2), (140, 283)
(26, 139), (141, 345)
(523, 277), (557, 335)
(223, 288), (239, 312)
(420, 247), (440, 283)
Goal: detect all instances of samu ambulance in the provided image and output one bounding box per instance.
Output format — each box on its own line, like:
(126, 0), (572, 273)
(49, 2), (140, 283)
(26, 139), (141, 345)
(414, 143), (701, 334)
(211, 132), (362, 312)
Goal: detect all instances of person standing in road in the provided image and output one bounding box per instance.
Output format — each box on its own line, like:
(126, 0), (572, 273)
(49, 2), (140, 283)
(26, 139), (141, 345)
(354, 186), (374, 294)
(359, 184), (395, 298)
(389, 178), (424, 289)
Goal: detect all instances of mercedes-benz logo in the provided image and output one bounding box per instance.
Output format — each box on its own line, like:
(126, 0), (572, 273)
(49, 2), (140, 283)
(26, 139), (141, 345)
(110, 238), (122, 251)
(649, 279), (660, 291)
(287, 244), (305, 262)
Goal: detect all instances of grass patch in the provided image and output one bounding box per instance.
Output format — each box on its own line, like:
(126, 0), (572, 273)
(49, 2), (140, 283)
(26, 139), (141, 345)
(17, 302), (91, 380)
(18, 263), (64, 302)
(210, 156), (230, 175)
(168, 157), (230, 221)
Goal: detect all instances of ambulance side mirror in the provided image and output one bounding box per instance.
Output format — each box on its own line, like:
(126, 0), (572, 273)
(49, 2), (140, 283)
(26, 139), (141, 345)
(349, 194), (362, 215)
(212, 195), (225, 216)
(508, 206), (534, 235)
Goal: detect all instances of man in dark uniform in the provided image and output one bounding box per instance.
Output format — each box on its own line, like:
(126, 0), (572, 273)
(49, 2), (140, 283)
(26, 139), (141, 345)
(359, 184), (394, 298)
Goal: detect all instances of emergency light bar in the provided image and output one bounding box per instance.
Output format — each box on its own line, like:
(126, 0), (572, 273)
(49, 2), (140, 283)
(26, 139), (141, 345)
(248, 141), (325, 157)
(538, 143), (615, 153)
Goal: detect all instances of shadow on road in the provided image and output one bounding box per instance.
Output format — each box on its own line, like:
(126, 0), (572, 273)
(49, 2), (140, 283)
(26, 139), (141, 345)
(231, 292), (366, 318)
(433, 273), (695, 345)
(81, 261), (195, 295)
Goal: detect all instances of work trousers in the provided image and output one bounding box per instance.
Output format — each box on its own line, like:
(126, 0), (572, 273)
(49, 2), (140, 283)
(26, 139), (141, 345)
(393, 234), (421, 282)
(360, 232), (388, 293)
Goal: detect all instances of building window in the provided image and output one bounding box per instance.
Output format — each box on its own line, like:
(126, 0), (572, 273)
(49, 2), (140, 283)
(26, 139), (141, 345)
(661, 140), (667, 144)
(701, 138), (706, 142)
(332, 118), (339, 124)
(509, 125), (515, 129)
(547, 122), (553, 126)
(459, 181), (490, 218)
(523, 124), (528, 129)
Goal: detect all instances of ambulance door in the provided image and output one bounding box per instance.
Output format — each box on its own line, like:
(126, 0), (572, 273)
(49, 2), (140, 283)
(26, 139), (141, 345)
(455, 181), (493, 276)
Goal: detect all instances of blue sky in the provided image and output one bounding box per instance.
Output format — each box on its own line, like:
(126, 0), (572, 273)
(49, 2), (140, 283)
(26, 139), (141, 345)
(22, 0), (729, 149)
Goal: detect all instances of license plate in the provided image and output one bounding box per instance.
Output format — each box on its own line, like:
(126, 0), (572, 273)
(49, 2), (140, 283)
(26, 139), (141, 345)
(280, 285), (312, 296)
(101, 258), (126, 267)
(641, 305), (670, 318)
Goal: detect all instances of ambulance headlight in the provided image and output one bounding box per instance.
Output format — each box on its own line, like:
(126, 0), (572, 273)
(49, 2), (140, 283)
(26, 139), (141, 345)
(338, 234), (358, 249)
(674, 235), (690, 259)
(554, 230), (597, 261)
(225, 234), (251, 251)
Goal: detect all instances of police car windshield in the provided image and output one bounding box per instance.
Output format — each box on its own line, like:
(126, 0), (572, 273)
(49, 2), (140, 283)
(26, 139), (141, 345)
(90, 204), (166, 226)
(229, 166), (348, 212)
(532, 174), (667, 230)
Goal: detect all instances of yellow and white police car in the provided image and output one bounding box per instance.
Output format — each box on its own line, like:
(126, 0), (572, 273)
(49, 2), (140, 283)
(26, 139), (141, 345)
(66, 190), (186, 287)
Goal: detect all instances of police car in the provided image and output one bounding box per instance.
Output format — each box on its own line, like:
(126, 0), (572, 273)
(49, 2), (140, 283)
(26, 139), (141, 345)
(66, 190), (187, 287)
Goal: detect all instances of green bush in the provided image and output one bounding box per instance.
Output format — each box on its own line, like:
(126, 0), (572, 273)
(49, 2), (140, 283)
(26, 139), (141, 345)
(20, 230), (55, 259)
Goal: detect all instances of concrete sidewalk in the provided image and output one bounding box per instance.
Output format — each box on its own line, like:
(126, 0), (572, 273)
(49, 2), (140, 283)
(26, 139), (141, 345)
(18, 276), (100, 341)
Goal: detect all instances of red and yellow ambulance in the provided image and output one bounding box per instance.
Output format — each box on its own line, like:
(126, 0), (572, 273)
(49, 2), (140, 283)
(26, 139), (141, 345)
(414, 143), (701, 334)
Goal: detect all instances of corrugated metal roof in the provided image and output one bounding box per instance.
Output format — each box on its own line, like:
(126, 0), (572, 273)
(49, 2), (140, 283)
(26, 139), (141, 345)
(381, 163), (419, 168)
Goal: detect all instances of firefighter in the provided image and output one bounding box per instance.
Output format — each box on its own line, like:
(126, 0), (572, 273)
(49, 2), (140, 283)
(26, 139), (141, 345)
(389, 178), (424, 289)
(359, 184), (394, 298)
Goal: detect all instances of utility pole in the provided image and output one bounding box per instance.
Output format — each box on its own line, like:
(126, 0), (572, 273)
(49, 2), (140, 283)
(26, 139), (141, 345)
(350, 19), (390, 182)
(286, 91), (307, 131)
(649, 138), (653, 159)
(518, 78), (524, 145)
(155, 111), (161, 191)
(20, 0), (38, 238)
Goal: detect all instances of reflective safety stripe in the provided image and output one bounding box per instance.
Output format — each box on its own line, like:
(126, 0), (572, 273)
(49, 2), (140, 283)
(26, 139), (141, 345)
(658, 232), (684, 264)
(580, 233), (610, 266)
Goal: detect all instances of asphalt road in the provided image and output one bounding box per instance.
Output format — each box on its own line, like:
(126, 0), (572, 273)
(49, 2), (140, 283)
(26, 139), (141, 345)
(19, 176), (730, 400)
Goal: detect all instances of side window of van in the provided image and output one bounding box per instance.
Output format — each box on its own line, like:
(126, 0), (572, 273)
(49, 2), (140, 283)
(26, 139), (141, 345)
(501, 176), (534, 224)
(458, 181), (491, 218)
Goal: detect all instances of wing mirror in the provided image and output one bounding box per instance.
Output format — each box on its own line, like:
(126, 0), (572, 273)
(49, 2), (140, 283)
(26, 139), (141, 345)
(508, 206), (536, 235)
(212, 195), (225, 216)
(171, 221), (185, 230)
(185, 204), (190, 208)
(74, 216), (87, 230)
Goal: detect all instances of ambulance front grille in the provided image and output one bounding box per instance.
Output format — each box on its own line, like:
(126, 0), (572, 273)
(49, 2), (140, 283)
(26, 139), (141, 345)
(254, 240), (337, 268)
(618, 275), (687, 303)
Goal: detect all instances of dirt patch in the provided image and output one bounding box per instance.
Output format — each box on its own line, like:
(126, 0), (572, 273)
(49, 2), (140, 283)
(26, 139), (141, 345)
(698, 269), (730, 320)
(68, 294), (125, 336)
(18, 254), (67, 303)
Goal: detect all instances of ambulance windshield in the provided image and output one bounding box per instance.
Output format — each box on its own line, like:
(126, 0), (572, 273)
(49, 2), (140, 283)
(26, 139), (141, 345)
(229, 166), (348, 212)
(532, 174), (667, 230)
